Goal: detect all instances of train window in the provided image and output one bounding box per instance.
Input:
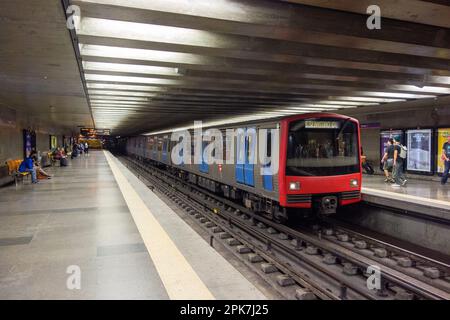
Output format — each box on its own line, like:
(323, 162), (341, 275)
(238, 134), (245, 163)
(246, 135), (253, 162)
(267, 131), (272, 158)
(286, 118), (359, 176)
(223, 134), (228, 162)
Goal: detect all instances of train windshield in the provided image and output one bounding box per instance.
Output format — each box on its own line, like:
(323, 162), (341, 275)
(286, 118), (359, 176)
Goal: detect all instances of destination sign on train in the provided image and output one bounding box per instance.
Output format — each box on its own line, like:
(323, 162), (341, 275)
(305, 121), (340, 129)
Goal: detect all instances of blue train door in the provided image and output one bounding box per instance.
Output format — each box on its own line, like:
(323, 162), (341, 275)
(235, 129), (245, 183)
(199, 141), (209, 173)
(262, 130), (273, 191)
(244, 128), (256, 187)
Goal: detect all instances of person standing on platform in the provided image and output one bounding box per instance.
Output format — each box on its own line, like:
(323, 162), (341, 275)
(381, 139), (395, 183)
(79, 142), (84, 156)
(84, 141), (89, 156)
(392, 138), (407, 187)
(441, 135), (450, 185)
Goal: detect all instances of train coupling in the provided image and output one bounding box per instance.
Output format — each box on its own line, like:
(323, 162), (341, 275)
(316, 195), (338, 215)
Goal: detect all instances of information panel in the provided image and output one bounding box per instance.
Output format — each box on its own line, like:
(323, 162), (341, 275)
(406, 129), (432, 173)
(80, 128), (111, 136)
(437, 128), (450, 173)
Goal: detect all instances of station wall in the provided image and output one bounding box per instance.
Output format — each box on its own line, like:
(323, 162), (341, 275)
(0, 105), (71, 163)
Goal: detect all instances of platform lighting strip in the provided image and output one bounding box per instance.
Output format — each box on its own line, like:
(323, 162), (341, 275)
(84, 74), (179, 85)
(87, 90), (160, 97)
(327, 96), (405, 103)
(82, 61), (179, 76)
(77, 17), (450, 95)
(80, 45), (437, 99)
(316, 101), (378, 106)
(86, 83), (168, 92)
(90, 100), (155, 105)
(88, 96), (152, 101)
(80, 44), (202, 64)
(78, 17), (219, 48)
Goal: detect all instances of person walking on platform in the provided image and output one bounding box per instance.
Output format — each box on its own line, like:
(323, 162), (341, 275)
(381, 139), (395, 183)
(441, 135), (450, 185)
(79, 142), (84, 156)
(392, 138), (407, 187)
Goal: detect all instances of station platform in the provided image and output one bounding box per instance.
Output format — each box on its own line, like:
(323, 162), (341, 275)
(361, 175), (450, 222)
(0, 151), (267, 300)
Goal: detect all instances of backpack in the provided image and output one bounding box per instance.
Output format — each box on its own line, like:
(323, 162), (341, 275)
(60, 157), (68, 167)
(399, 144), (407, 159)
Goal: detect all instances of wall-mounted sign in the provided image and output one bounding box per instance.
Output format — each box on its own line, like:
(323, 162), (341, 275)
(361, 122), (381, 129)
(406, 129), (432, 173)
(95, 129), (111, 136)
(437, 128), (450, 173)
(80, 128), (111, 136)
(80, 128), (95, 136)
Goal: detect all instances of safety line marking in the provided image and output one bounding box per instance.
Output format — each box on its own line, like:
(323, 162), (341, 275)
(104, 151), (215, 300)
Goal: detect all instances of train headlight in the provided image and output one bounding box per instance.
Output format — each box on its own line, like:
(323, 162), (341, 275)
(350, 179), (359, 187)
(289, 181), (300, 191)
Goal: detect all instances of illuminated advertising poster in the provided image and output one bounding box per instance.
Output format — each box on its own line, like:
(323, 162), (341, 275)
(406, 129), (432, 173)
(380, 130), (403, 159)
(437, 128), (450, 173)
(50, 135), (58, 149)
(23, 130), (33, 157)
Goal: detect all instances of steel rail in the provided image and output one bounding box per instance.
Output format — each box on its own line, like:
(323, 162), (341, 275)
(123, 156), (450, 300)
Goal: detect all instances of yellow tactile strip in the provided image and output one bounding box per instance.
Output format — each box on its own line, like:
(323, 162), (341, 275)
(104, 151), (215, 300)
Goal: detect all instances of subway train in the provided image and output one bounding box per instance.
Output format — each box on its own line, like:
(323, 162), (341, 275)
(127, 113), (362, 222)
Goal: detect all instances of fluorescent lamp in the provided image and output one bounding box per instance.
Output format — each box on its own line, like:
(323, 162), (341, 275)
(86, 83), (167, 92)
(83, 61), (178, 76)
(85, 74), (179, 85)
(89, 96), (150, 101)
(80, 44), (201, 64)
(329, 96), (405, 103)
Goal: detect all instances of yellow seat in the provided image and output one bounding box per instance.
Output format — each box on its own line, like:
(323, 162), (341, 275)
(6, 159), (30, 176)
(4, 159), (32, 186)
(6, 160), (16, 175)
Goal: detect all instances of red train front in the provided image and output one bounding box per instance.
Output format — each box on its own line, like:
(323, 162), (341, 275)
(278, 113), (362, 215)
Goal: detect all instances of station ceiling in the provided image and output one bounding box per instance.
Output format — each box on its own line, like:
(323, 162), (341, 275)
(2, 0), (450, 135)
(0, 0), (93, 132)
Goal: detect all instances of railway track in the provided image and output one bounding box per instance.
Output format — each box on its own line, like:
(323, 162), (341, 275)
(314, 217), (450, 292)
(120, 155), (450, 300)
